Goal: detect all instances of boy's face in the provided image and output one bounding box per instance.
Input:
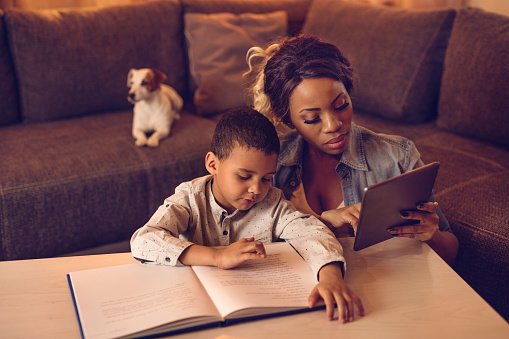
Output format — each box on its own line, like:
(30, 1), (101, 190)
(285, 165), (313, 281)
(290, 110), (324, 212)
(205, 145), (278, 214)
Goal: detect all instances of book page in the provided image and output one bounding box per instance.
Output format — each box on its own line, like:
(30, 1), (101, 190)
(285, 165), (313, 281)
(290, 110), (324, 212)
(69, 263), (220, 339)
(191, 242), (318, 319)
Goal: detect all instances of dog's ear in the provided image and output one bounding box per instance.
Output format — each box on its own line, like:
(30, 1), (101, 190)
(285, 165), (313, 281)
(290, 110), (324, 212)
(127, 69), (135, 87)
(152, 69), (168, 84)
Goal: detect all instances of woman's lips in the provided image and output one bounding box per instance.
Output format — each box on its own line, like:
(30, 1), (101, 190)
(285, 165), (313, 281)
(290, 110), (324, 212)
(324, 133), (348, 150)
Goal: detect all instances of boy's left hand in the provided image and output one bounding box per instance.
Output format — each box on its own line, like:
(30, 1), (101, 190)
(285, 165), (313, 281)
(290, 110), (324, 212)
(309, 263), (364, 323)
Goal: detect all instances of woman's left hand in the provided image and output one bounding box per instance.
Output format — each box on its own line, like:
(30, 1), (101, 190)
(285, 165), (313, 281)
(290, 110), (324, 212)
(387, 201), (440, 241)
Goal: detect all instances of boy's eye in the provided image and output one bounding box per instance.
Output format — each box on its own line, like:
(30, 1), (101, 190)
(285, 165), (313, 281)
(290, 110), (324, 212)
(303, 116), (320, 124)
(238, 175), (250, 181)
(141, 80), (148, 86)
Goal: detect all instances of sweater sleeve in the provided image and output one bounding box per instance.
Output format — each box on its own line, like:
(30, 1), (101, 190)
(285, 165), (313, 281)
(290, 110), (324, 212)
(269, 190), (345, 279)
(130, 183), (195, 266)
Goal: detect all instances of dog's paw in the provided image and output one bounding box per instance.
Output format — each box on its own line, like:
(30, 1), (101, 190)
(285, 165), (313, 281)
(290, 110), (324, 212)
(135, 138), (147, 147)
(146, 137), (160, 148)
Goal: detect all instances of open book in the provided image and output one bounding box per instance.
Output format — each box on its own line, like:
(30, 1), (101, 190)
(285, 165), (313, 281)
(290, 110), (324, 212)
(67, 242), (322, 339)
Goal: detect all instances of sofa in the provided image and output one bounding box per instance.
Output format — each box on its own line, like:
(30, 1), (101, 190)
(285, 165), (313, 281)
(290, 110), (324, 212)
(0, 0), (507, 321)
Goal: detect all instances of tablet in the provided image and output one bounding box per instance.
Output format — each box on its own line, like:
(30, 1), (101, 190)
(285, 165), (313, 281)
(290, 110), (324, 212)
(353, 162), (440, 251)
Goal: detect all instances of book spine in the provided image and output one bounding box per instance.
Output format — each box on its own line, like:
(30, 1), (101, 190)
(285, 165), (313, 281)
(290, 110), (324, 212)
(67, 274), (85, 339)
(223, 305), (325, 326)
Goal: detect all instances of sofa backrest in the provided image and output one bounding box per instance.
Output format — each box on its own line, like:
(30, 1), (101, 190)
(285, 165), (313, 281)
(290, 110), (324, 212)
(437, 8), (509, 148)
(4, 0), (186, 123)
(303, 0), (455, 123)
(0, 10), (20, 126)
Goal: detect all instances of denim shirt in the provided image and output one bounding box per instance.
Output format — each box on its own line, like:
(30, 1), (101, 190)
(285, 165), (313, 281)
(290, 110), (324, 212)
(274, 123), (451, 232)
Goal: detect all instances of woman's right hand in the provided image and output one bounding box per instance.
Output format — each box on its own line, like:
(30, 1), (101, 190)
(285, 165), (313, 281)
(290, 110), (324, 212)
(320, 203), (361, 235)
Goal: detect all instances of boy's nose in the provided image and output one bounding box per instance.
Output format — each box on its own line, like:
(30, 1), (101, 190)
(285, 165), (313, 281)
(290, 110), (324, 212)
(248, 182), (261, 195)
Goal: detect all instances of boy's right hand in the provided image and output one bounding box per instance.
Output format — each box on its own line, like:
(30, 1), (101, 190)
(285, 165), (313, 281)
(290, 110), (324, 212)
(214, 237), (266, 269)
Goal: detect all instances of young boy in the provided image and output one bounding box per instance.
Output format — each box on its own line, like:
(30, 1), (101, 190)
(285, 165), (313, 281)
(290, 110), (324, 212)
(130, 108), (364, 323)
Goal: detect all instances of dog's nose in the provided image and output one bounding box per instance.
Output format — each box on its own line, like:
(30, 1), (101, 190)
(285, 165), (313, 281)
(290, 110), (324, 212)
(127, 92), (137, 104)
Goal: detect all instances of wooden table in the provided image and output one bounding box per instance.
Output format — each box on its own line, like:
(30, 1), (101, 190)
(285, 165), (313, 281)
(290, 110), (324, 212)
(1, 237), (507, 338)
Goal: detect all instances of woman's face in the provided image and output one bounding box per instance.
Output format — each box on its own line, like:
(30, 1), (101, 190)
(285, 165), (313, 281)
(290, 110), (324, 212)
(288, 78), (353, 156)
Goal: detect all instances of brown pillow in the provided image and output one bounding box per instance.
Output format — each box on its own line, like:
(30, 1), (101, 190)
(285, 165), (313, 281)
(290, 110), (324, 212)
(303, 0), (455, 122)
(183, 0), (310, 36)
(5, 1), (185, 122)
(437, 8), (509, 147)
(185, 11), (287, 115)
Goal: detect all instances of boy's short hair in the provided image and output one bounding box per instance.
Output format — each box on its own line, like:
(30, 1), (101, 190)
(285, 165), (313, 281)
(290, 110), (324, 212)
(211, 107), (280, 160)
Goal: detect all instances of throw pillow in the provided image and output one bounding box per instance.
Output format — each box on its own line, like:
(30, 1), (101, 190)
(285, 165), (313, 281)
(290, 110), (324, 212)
(182, 0), (310, 36)
(185, 11), (287, 116)
(303, 0), (455, 122)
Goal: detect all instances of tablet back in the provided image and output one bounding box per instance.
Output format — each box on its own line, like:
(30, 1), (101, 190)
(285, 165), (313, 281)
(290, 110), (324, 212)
(353, 162), (440, 251)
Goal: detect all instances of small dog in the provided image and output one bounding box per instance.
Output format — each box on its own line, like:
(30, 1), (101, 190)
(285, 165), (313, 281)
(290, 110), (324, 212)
(127, 68), (183, 147)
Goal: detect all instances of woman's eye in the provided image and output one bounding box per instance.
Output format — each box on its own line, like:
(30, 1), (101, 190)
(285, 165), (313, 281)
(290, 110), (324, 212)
(303, 116), (320, 124)
(141, 81), (148, 86)
(262, 177), (272, 183)
(334, 101), (350, 111)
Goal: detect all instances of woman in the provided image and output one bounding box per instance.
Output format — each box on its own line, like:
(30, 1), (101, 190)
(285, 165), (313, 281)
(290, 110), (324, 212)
(246, 35), (458, 265)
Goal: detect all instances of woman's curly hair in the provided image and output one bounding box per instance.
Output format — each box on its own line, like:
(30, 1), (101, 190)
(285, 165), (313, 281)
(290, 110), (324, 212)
(245, 35), (353, 129)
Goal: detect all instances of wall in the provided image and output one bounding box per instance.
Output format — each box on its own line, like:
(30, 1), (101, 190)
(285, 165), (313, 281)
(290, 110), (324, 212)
(469, 0), (509, 16)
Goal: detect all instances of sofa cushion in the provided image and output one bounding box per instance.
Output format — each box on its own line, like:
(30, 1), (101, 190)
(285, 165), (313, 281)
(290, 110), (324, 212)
(0, 111), (216, 260)
(0, 10), (20, 126)
(437, 171), (509, 321)
(303, 0), (455, 122)
(437, 8), (509, 148)
(185, 11), (287, 115)
(5, 0), (186, 123)
(183, 0), (310, 36)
